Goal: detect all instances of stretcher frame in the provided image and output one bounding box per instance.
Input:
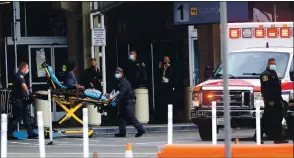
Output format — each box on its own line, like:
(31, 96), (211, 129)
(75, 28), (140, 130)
(41, 64), (109, 138)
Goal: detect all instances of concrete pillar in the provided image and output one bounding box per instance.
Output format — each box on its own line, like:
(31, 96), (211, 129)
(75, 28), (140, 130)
(82, 2), (101, 70)
(82, 2), (92, 69)
(66, 12), (83, 81)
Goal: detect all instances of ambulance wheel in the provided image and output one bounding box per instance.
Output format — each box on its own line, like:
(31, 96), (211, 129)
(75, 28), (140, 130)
(198, 119), (212, 141)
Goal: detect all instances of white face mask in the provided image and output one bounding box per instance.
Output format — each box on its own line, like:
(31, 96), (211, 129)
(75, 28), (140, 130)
(25, 69), (29, 74)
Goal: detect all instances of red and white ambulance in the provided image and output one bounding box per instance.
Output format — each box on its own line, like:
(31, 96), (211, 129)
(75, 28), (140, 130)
(190, 22), (294, 141)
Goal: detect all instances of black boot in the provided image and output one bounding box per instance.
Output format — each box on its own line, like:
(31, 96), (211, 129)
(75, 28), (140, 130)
(135, 130), (145, 137)
(114, 133), (126, 137)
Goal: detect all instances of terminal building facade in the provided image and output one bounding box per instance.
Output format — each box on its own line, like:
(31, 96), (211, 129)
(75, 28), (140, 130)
(0, 1), (293, 124)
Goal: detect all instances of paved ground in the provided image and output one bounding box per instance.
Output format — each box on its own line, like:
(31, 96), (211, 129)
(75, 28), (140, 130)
(6, 129), (293, 158)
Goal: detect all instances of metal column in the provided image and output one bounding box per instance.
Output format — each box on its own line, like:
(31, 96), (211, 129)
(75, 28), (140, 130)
(101, 14), (106, 94)
(90, 12), (107, 94)
(220, 2), (231, 157)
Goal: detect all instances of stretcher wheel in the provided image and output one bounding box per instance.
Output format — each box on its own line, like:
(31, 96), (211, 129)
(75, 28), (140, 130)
(45, 131), (49, 139)
(88, 129), (94, 138)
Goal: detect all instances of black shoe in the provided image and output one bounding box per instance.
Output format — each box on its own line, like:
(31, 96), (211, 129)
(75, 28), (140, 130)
(28, 133), (38, 139)
(274, 140), (289, 144)
(135, 130), (145, 137)
(115, 133), (126, 137)
(8, 135), (19, 140)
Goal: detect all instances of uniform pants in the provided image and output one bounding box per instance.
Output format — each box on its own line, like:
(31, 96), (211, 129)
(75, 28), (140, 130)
(8, 98), (34, 136)
(118, 102), (144, 134)
(263, 104), (283, 140)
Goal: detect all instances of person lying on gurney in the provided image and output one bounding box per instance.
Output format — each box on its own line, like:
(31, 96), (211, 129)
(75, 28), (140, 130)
(57, 61), (118, 101)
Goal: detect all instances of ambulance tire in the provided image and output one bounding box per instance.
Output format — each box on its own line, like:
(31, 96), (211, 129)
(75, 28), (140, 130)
(198, 119), (212, 141)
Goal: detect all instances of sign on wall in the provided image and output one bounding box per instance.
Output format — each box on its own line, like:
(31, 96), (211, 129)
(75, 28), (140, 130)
(92, 28), (106, 46)
(36, 48), (46, 77)
(174, 2), (249, 25)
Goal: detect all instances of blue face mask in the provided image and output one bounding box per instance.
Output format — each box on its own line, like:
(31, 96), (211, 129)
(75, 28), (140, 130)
(129, 55), (135, 60)
(114, 73), (121, 79)
(269, 64), (276, 71)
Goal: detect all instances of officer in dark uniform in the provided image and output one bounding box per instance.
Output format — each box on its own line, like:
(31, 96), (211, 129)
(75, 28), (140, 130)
(84, 58), (102, 90)
(110, 67), (145, 137)
(8, 62), (38, 140)
(124, 50), (147, 89)
(259, 58), (288, 144)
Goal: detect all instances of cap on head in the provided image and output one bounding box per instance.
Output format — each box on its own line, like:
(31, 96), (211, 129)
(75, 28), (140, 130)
(115, 67), (123, 73)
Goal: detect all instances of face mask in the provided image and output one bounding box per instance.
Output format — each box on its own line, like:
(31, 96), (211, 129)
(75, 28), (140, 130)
(25, 69), (29, 74)
(269, 64), (276, 71)
(114, 73), (121, 79)
(129, 55), (135, 60)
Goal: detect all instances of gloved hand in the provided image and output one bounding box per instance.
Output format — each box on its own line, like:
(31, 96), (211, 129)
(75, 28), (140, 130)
(24, 93), (30, 101)
(111, 101), (117, 107)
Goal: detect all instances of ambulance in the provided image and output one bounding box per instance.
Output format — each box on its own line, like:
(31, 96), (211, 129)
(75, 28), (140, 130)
(190, 22), (294, 141)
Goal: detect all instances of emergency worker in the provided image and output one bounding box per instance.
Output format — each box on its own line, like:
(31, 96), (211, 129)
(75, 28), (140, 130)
(259, 58), (288, 144)
(84, 58), (102, 90)
(124, 50), (147, 89)
(110, 67), (145, 137)
(8, 62), (38, 140)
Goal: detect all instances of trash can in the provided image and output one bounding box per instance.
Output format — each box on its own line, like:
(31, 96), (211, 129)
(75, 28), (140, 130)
(184, 87), (194, 121)
(134, 88), (149, 124)
(34, 91), (51, 128)
(86, 104), (102, 126)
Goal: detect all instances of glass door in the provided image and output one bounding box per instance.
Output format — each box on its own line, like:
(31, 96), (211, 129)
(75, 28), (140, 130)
(28, 45), (52, 92)
(192, 38), (199, 85)
(52, 45), (68, 121)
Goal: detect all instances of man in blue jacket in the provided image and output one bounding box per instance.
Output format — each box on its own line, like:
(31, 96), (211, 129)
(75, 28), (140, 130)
(111, 67), (145, 137)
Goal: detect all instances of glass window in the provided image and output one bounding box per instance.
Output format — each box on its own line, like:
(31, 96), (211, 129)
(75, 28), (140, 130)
(213, 51), (290, 79)
(25, 2), (67, 37)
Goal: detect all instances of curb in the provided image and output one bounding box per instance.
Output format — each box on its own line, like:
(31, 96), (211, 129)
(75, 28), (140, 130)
(93, 124), (198, 135)
(13, 124), (198, 139)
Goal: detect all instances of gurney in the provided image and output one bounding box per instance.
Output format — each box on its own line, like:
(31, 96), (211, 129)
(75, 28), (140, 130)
(39, 62), (119, 137)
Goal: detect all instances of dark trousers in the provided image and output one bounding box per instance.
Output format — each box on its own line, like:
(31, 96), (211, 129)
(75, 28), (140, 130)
(118, 101), (144, 134)
(8, 98), (34, 136)
(263, 104), (283, 140)
(156, 83), (174, 123)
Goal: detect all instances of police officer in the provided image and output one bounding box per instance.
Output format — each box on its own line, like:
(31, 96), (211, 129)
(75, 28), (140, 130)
(84, 58), (102, 90)
(124, 50), (147, 89)
(110, 67), (145, 137)
(259, 58), (288, 144)
(8, 62), (38, 139)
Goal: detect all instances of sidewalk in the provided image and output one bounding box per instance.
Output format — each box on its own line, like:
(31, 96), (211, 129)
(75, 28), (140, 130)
(91, 123), (198, 134)
(13, 123), (198, 139)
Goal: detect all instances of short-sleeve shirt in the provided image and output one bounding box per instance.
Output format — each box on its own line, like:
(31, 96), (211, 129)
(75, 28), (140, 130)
(13, 71), (27, 98)
(64, 71), (77, 88)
